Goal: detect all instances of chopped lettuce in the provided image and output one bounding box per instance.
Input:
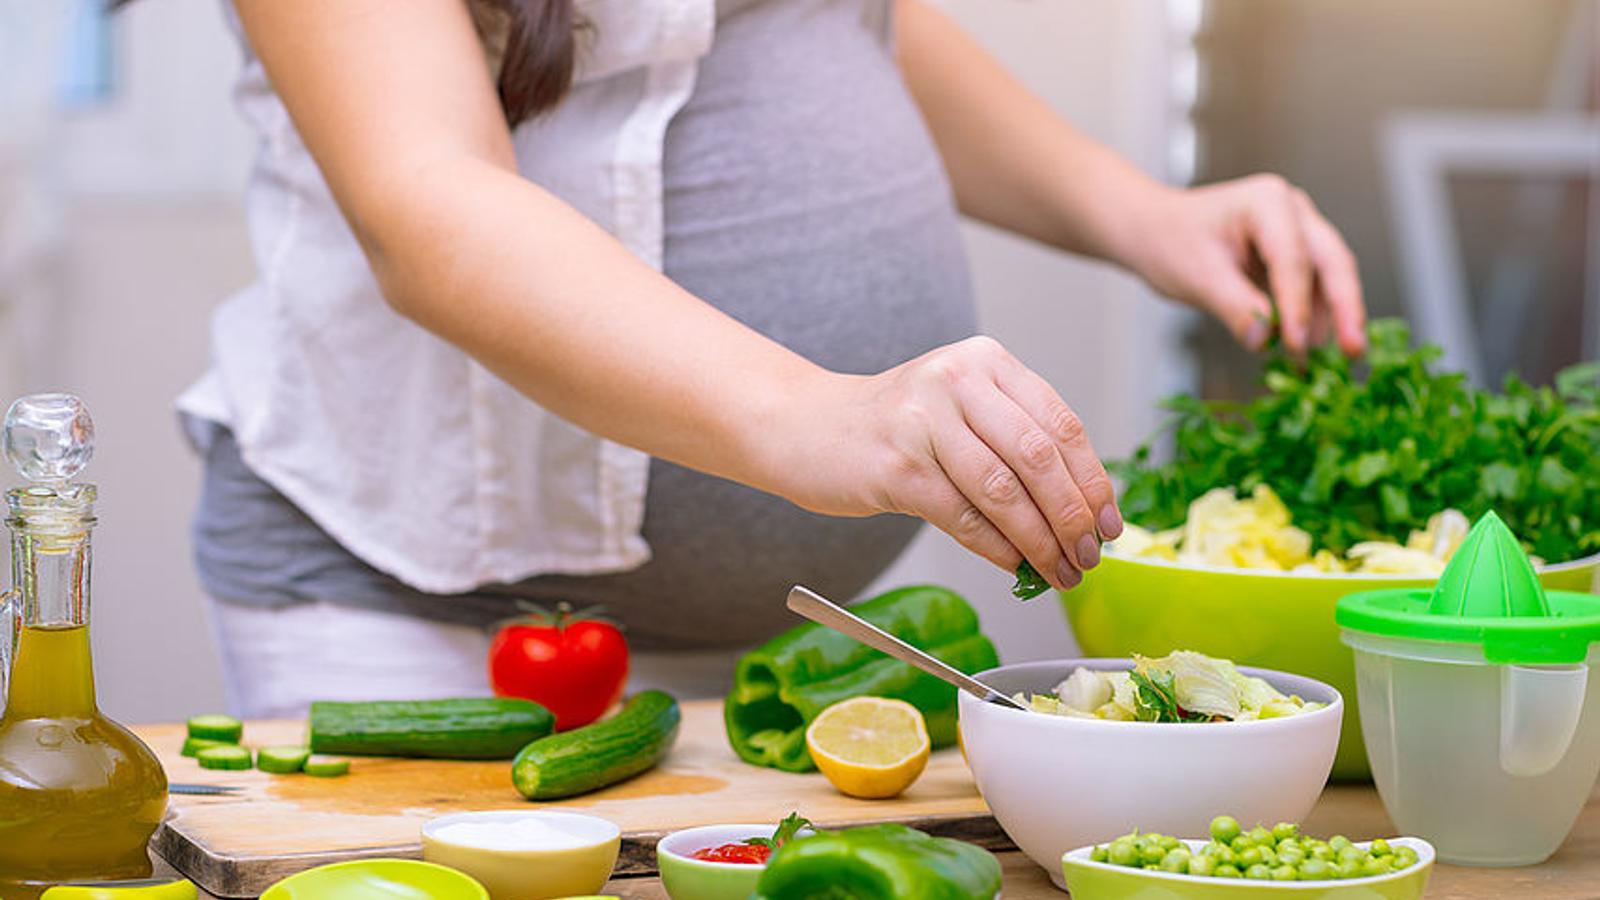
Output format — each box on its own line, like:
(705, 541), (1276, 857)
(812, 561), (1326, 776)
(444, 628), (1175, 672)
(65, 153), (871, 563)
(1015, 651), (1322, 723)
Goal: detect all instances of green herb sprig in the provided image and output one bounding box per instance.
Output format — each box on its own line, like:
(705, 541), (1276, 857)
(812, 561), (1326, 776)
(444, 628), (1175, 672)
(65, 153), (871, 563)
(1129, 669), (1212, 723)
(1112, 319), (1600, 563)
(745, 812), (815, 851)
(1011, 561), (1051, 600)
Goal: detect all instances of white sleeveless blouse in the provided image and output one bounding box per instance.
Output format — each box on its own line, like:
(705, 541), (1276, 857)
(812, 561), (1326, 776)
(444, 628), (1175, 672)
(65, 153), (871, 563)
(179, 1), (717, 593)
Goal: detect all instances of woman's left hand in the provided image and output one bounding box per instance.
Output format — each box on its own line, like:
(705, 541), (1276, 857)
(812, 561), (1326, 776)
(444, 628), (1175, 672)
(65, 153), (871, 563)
(1120, 175), (1367, 357)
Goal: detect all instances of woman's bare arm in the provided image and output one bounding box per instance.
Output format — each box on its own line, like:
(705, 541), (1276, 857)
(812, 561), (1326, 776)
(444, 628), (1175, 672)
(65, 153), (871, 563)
(234, 0), (1122, 589)
(896, 0), (1365, 355)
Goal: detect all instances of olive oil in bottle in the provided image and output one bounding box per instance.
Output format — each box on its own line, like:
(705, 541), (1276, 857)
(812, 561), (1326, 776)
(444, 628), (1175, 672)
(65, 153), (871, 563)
(0, 395), (168, 899)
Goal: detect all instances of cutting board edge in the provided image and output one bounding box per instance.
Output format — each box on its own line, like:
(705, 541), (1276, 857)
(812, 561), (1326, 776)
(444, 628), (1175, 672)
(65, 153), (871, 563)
(153, 823), (421, 899)
(154, 811), (1013, 897)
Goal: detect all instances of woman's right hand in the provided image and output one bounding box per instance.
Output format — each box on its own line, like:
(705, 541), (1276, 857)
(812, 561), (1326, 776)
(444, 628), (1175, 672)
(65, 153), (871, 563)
(776, 336), (1122, 591)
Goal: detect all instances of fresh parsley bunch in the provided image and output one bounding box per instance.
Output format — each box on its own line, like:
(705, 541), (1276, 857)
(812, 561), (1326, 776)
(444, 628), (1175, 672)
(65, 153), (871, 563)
(1112, 319), (1600, 564)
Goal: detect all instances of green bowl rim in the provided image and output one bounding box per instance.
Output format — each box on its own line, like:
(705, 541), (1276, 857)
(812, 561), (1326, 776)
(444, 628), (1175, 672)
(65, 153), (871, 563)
(262, 858), (489, 898)
(656, 823), (811, 874)
(1090, 547), (1600, 581)
(1062, 837), (1435, 890)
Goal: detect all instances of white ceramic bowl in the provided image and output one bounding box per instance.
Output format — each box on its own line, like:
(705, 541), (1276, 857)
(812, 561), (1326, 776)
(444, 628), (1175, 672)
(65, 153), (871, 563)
(421, 810), (620, 900)
(959, 659), (1343, 888)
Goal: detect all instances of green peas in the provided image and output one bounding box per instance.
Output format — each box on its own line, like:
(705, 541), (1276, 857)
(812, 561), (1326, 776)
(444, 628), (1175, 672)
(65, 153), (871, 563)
(1362, 856), (1393, 878)
(1298, 858), (1333, 881)
(1210, 815), (1242, 844)
(1097, 820), (1417, 885)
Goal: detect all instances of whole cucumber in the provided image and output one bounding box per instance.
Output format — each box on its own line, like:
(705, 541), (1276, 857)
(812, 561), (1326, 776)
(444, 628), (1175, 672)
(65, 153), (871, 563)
(512, 690), (681, 800)
(309, 697), (554, 760)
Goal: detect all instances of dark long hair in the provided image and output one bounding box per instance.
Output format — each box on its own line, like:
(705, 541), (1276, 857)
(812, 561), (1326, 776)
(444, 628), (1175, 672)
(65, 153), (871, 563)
(108, 0), (577, 124)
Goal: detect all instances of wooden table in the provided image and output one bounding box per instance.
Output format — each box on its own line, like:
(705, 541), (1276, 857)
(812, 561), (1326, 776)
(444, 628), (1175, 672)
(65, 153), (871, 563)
(151, 781), (1600, 898)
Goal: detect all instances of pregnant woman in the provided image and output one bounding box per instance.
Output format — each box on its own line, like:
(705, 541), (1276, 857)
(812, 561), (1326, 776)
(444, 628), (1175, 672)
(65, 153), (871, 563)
(167, 0), (1366, 714)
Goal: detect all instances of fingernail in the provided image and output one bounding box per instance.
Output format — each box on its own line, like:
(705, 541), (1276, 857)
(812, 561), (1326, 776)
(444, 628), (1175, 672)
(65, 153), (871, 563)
(1245, 318), (1271, 351)
(1056, 560), (1082, 589)
(1076, 534), (1101, 570)
(1098, 505), (1123, 540)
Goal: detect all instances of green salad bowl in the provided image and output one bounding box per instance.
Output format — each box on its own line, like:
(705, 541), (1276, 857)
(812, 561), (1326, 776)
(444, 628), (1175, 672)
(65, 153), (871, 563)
(259, 859), (488, 900)
(1062, 837), (1434, 899)
(1062, 551), (1600, 779)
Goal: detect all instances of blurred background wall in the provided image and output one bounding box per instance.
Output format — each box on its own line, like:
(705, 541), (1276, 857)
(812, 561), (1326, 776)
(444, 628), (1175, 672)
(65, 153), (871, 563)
(0, 0), (1593, 722)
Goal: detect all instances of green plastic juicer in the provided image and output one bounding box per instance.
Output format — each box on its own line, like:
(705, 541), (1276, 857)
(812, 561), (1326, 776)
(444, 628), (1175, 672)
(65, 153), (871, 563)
(1337, 511), (1600, 866)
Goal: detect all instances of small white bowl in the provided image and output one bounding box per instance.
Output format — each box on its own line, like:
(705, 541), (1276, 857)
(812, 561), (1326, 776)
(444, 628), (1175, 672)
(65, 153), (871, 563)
(421, 810), (620, 900)
(959, 659), (1343, 888)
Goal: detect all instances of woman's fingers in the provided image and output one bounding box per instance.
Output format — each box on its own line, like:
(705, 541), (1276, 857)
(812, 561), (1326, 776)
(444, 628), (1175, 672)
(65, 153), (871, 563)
(930, 422), (1079, 588)
(1241, 175), (1315, 355)
(860, 336), (1118, 590)
(1291, 188), (1366, 356)
(953, 379), (1099, 577)
(903, 475), (1022, 573)
(990, 356), (1122, 541)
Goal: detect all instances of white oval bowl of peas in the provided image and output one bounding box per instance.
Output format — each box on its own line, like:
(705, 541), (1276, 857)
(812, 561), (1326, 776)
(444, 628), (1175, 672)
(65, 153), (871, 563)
(959, 660), (1342, 888)
(1062, 821), (1434, 899)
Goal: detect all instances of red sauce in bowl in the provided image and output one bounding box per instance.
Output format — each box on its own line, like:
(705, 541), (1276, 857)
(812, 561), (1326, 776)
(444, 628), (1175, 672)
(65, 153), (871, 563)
(690, 842), (772, 865)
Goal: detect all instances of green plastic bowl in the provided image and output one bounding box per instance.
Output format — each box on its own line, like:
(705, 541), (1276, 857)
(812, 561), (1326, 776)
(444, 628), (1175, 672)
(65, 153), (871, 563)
(1061, 551), (1600, 779)
(260, 859), (488, 900)
(1062, 837), (1434, 899)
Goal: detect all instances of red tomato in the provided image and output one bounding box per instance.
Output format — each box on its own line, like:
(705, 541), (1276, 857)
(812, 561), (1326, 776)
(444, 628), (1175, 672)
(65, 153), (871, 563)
(690, 843), (771, 865)
(488, 603), (629, 731)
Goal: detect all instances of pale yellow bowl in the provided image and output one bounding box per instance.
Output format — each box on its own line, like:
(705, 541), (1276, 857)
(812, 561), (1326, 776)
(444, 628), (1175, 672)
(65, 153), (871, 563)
(422, 810), (621, 900)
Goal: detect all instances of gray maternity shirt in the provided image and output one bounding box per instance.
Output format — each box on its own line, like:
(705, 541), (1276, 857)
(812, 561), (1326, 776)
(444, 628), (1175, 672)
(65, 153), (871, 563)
(192, 0), (977, 651)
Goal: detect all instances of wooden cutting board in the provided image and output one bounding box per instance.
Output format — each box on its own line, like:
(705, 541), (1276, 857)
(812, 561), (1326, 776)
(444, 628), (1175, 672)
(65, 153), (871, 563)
(144, 701), (1006, 899)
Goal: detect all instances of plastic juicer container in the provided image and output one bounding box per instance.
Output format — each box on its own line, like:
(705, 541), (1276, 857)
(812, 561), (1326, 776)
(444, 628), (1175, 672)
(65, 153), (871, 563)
(1337, 512), (1600, 866)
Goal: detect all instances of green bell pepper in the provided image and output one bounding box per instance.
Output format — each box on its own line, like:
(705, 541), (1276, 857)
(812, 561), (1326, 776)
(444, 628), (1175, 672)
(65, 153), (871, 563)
(724, 585), (999, 771)
(751, 824), (1002, 900)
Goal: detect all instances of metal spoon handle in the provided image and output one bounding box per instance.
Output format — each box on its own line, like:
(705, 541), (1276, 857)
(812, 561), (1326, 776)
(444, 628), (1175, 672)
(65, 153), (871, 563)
(786, 585), (1025, 709)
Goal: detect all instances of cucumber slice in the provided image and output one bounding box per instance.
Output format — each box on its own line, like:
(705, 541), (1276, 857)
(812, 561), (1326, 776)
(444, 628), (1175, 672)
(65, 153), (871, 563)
(187, 714), (243, 743)
(303, 755), (350, 777)
(257, 746), (312, 774)
(197, 745), (253, 771)
(182, 736), (234, 758)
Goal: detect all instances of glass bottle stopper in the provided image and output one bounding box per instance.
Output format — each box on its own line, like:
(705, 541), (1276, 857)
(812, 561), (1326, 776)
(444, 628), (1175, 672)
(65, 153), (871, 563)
(3, 394), (94, 487)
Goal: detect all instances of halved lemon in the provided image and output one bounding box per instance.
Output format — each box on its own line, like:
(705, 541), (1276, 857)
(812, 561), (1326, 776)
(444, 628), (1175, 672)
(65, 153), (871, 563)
(805, 696), (930, 799)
